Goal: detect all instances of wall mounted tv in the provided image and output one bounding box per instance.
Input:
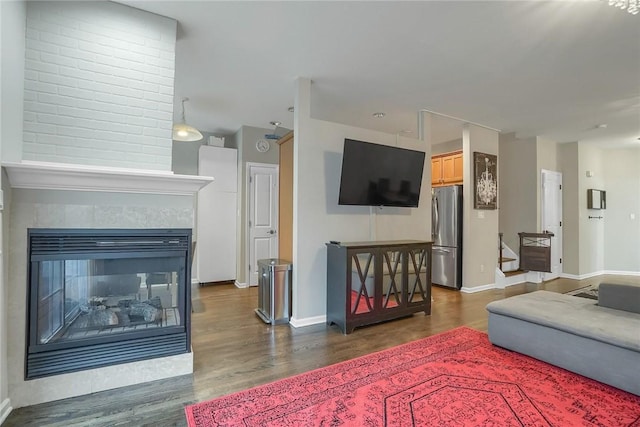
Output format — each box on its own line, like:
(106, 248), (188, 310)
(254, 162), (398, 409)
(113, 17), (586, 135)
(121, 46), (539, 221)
(338, 138), (426, 207)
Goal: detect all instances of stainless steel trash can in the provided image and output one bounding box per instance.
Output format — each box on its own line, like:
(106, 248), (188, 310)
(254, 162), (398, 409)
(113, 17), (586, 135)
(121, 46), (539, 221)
(255, 259), (292, 325)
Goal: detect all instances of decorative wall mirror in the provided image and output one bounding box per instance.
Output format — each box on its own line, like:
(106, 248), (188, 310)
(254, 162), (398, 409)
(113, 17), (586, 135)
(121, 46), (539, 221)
(587, 189), (606, 210)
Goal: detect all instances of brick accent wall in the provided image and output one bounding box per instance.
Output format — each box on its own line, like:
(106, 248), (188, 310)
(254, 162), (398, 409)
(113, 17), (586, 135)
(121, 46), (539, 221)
(23, 2), (177, 171)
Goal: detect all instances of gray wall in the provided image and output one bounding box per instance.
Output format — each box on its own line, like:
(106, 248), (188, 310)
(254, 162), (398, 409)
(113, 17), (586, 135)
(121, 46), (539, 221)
(497, 135), (559, 262)
(603, 148), (640, 272)
(170, 123), (286, 286)
(462, 124), (500, 289)
(432, 138), (462, 155)
(558, 143), (639, 277)
(172, 140), (206, 176)
(498, 133), (537, 251)
(292, 78), (432, 321)
(171, 132), (234, 176)
(236, 125), (283, 284)
(558, 142), (580, 275)
(578, 144), (606, 274)
(0, 175), (11, 420)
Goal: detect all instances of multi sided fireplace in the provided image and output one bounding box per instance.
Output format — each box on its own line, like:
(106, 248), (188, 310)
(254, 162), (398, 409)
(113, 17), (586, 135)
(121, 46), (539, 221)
(26, 228), (192, 379)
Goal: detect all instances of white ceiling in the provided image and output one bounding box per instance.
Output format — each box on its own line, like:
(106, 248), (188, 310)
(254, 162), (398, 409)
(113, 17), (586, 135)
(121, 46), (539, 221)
(120, 1), (640, 148)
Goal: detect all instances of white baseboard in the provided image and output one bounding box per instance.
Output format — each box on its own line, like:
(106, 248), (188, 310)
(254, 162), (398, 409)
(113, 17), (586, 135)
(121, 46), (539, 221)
(460, 283), (495, 293)
(0, 398), (13, 425)
(289, 315), (326, 328)
(191, 278), (200, 285)
(234, 280), (249, 289)
(559, 270), (640, 280)
(603, 270), (640, 276)
(581, 270), (606, 279)
(560, 270), (605, 280)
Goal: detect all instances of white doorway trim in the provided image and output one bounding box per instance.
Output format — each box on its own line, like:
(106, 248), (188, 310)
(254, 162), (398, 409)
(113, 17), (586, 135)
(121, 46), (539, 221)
(245, 162), (279, 286)
(541, 169), (563, 281)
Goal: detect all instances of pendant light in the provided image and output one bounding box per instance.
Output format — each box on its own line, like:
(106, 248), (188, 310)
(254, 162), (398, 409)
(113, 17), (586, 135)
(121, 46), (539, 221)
(172, 97), (203, 142)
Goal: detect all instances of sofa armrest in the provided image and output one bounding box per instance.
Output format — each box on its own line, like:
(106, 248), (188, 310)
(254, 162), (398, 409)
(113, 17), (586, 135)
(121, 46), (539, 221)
(598, 283), (640, 314)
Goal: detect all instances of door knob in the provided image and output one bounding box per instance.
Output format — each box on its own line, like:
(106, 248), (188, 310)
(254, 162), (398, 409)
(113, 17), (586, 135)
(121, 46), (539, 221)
(269, 230), (276, 235)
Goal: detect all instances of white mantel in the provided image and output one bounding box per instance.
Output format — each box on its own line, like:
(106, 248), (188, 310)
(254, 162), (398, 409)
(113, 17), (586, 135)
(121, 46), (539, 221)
(2, 161), (214, 195)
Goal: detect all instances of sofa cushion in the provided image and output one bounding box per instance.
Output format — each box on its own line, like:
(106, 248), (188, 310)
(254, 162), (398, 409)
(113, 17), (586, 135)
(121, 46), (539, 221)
(598, 283), (640, 314)
(486, 290), (640, 352)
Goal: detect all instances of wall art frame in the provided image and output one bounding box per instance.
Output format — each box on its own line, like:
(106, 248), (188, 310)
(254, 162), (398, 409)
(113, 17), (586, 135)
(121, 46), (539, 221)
(473, 152), (498, 210)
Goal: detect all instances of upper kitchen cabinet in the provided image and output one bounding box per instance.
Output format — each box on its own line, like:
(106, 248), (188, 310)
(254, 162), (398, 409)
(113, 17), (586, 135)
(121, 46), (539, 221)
(432, 151), (463, 187)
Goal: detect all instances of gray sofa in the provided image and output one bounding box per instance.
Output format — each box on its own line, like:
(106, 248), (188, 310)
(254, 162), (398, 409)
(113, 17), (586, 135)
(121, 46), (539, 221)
(486, 283), (640, 396)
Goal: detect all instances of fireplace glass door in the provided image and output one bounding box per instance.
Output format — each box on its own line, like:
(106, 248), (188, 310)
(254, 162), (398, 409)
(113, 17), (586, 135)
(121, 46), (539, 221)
(27, 229), (191, 379)
(35, 257), (183, 345)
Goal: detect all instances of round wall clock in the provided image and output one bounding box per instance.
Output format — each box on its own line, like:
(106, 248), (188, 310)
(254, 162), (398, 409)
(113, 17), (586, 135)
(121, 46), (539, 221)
(256, 139), (270, 153)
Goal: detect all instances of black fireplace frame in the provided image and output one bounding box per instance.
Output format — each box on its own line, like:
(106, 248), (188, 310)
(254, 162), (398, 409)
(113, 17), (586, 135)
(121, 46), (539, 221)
(25, 228), (192, 379)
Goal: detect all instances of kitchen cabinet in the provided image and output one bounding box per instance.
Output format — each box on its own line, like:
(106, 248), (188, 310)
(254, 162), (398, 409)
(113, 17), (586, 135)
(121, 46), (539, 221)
(432, 151), (463, 186)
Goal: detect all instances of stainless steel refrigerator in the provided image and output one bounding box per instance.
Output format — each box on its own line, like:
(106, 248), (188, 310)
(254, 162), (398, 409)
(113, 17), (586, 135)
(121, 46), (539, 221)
(431, 185), (463, 289)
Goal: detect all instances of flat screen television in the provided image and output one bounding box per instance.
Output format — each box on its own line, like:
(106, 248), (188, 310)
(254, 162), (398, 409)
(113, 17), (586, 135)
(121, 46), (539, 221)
(338, 138), (426, 207)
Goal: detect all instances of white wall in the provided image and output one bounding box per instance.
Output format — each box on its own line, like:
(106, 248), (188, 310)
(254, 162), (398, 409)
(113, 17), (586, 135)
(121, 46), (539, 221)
(603, 148), (640, 273)
(0, 0), (26, 421)
(292, 78), (431, 323)
(22, 1), (176, 170)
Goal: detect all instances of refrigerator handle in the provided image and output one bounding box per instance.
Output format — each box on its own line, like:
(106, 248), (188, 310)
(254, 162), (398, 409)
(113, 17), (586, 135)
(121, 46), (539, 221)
(432, 196), (439, 240)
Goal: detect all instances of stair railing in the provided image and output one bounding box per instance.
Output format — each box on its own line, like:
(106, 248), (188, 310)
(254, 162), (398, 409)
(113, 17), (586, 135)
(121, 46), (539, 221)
(499, 232), (504, 271)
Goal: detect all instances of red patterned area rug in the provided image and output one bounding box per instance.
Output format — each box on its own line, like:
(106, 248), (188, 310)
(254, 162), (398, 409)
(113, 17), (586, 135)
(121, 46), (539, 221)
(185, 327), (640, 426)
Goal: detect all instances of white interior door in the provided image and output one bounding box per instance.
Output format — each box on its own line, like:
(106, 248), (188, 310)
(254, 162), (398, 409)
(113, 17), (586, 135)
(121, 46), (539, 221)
(248, 164), (278, 286)
(541, 169), (563, 280)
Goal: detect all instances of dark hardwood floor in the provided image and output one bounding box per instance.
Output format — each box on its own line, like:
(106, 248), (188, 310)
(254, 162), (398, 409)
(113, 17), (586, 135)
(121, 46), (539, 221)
(5, 274), (638, 426)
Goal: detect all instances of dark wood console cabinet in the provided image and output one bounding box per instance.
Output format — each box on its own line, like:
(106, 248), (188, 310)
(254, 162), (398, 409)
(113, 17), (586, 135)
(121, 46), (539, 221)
(326, 240), (433, 334)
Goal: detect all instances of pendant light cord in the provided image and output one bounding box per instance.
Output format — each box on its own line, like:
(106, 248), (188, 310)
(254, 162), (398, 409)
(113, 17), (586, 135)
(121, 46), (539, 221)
(181, 97), (189, 124)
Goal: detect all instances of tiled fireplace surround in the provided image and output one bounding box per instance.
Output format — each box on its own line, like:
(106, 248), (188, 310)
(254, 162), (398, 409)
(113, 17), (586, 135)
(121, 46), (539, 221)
(1, 0), (216, 408)
(3, 168), (210, 408)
